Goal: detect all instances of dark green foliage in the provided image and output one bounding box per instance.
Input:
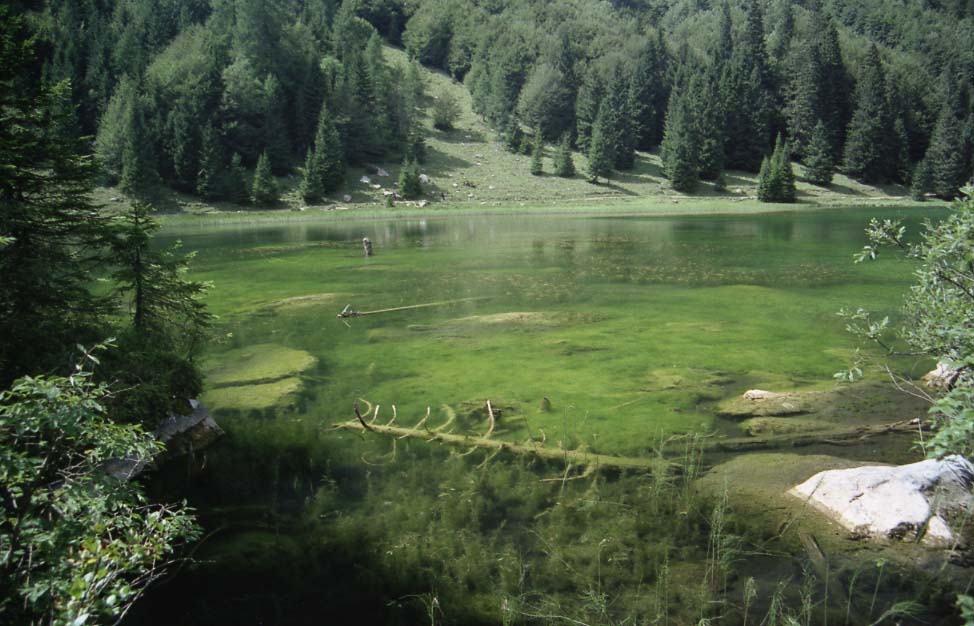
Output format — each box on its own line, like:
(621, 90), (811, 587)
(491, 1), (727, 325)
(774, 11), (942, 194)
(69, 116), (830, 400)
(227, 153), (250, 205)
(432, 88), (461, 131)
(252, 151), (279, 206)
(262, 74), (291, 174)
(398, 159), (423, 199)
(693, 73), (726, 181)
(586, 106), (614, 184)
(530, 128), (544, 176)
(196, 123), (225, 201)
(786, 43), (826, 159)
(661, 87), (699, 193)
(628, 35), (668, 150)
(504, 118), (525, 154)
(758, 134), (796, 202)
(405, 127), (428, 164)
(105, 201), (211, 424)
(720, 0), (775, 172)
(604, 66), (635, 171)
(119, 97), (159, 198)
(553, 134), (575, 178)
(911, 158), (933, 201)
(925, 92), (969, 199)
(803, 121), (834, 186)
(300, 149), (324, 202)
(0, 366), (200, 626)
(308, 105), (346, 195)
(517, 63), (573, 141)
(574, 72), (604, 154)
(95, 76), (138, 184)
(0, 21), (109, 385)
(842, 45), (897, 183)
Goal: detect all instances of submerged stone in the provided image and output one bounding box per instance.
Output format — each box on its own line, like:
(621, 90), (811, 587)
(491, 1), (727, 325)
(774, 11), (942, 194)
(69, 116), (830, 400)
(789, 455), (974, 547)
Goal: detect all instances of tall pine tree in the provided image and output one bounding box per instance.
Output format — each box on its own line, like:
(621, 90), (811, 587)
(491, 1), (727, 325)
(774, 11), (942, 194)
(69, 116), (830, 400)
(843, 45), (897, 183)
(803, 120), (834, 186)
(252, 151), (279, 205)
(661, 86), (700, 192)
(587, 106), (614, 184)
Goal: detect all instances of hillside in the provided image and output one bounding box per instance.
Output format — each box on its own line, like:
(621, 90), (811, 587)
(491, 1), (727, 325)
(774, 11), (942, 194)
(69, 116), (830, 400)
(106, 44), (918, 217)
(27, 0), (972, 214)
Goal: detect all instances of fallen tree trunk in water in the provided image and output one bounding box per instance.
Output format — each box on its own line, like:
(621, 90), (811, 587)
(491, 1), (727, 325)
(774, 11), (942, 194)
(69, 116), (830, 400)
(336, 296), (491, 319)
(336, 401), (673, 472)
(337, 401), (928, 469)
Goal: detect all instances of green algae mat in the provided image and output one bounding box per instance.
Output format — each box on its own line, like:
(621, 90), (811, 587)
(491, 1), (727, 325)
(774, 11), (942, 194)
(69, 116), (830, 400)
(164, 207), (935, 456)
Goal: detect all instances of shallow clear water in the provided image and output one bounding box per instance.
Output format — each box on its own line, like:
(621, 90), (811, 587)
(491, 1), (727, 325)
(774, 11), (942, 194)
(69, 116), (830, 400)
(163, 207), (928, 455)
(134, 207), (949, 626)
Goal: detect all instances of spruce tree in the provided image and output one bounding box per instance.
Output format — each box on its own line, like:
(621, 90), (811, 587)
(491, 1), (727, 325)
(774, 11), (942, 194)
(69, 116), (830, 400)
(774, 136), (797, 202)
(119, 99), (158, 198)
(843, 45), (897, 183)
(262, 74), (291, 174)
(925, 96), (967, 199)
(758, 135), (796, 202)
(757, 156), (773, 201)
(605, 66), (634, 171)
(504, 118), (525, 154)
(251, 151), (279, 206)
(553, 133), (576, 178)
(398, 158), (422, 199)
(693, 72), (725, 181)
(660, 88), (699, 192)
(300, 148), (324, 202)
(803, 120), (834, 186)
(530, 128), (544, 176)
(786, 43), (825, 159)
(628, 37), (667, 150)
(196, 124), (224, 201)
(815, 16), (853, 157)
(586, 106), (614, 184)
(720, 0), (774, 172)
(574, 73), (605, 153)
(911, 158), (933, 201)
(226, 153), (250, 205)
(312, 105), (346, 192)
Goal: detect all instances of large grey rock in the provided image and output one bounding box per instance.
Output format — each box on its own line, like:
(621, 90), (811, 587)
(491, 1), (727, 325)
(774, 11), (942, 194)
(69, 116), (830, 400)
(789, 455), (974, 546)
(104, 400), (223, 480)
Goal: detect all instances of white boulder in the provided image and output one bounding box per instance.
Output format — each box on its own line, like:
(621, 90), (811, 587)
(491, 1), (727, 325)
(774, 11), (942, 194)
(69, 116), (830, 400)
(789, 455), (974, 546)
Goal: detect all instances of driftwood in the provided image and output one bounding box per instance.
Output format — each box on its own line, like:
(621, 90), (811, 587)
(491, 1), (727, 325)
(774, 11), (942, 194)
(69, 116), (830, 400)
(336, 296), (491, 319)
(338, 401), (672, 472)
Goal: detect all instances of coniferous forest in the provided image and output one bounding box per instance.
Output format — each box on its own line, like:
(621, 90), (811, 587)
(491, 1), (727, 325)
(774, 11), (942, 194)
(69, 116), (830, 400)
(4, 1), (974, 625)
(10, 0), (974, 201)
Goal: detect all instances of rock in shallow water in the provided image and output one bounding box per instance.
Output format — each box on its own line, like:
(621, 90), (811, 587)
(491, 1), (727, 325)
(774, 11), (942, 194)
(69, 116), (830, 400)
(789, 455), (974, 546)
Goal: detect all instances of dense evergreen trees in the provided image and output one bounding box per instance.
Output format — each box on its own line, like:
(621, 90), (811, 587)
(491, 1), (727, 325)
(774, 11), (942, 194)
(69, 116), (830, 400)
(553, 134), (576, 178)
(13, 0), (974, 201)
(758, 134), (797, 202)
(842, 45), (898, 183)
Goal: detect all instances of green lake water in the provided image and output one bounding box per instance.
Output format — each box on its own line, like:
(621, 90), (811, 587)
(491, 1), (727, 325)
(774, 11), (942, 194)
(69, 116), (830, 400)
(134, 206), (951, 626)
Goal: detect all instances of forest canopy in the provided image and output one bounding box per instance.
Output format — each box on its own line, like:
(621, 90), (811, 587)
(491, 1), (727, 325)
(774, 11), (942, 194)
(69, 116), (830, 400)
(13, 0), (973, 201)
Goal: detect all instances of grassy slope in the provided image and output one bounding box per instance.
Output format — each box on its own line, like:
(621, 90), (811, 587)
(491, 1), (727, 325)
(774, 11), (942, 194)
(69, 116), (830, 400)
(96, 45), (942, 221)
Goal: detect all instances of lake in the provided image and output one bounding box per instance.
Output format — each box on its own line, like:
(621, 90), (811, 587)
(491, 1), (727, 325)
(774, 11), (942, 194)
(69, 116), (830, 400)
(134, 206), (944, 626)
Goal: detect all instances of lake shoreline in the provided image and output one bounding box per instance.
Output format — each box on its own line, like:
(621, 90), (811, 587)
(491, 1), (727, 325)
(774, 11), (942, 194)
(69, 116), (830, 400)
(155, 195), (942, 227)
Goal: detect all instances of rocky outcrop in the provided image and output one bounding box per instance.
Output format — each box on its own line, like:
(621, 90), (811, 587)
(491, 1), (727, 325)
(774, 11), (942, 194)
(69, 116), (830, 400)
(789, 455), (974, 547)
(104, 400), (223, 480)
